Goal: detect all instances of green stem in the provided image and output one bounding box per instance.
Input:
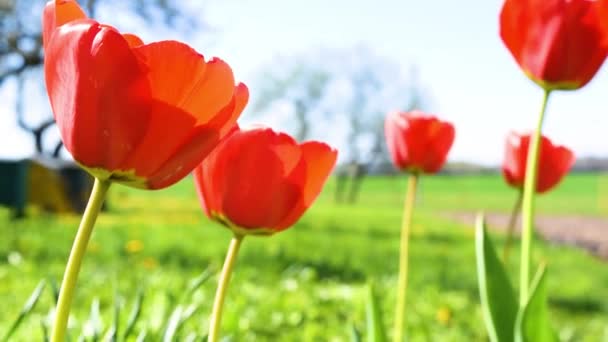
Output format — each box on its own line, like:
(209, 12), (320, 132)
(502, 189), (523, 263)
(51, 178), (110, 342)
(393, 173), (418, 342)
(208, 235), (244, 342)
(519, 90), (551, 306)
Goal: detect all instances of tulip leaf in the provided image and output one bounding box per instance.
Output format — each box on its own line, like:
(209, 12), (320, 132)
(515, 263), (558, 342)
(475, 214), (518, 342)
(366, 282), (387, 342)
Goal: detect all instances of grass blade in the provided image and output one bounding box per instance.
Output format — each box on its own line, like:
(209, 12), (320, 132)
(49, 277), (60, 305)
(88, 298), (102, 342)
(366, 282), (386, 342)
(2, 280), (46, 342)
(183, 332), (199, 342)
(135, 327), (147, 342)
(103, 291), (122, 342)
(40, 319), (49, 342)
(185, 269), (212, 298)
(350, 323), (362, 342)
(475, 214), (518, 342)
(162, 305), (183, 342)
(123, 288), (144, 340)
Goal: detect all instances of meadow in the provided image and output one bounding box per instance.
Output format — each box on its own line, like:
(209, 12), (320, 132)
(0, 173), (606, 341)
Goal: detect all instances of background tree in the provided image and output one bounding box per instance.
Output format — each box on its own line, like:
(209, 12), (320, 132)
(252, 47), (429, 202)
(0, 0), (200, 156)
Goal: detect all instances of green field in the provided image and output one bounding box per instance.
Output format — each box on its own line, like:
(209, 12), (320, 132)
(0, 173), (606, 341)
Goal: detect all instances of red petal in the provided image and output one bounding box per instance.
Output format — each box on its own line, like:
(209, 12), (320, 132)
(147, 126), (220, 189)
(501, 0), (608, 89)
(194, 128), (241, 219)
(206, 83), (250, 137)
(219, 128), (303, 229)
(502, 132), (527, 189)
(385, 111), (454, 174)
(121, 42), (238, 179)
(122, 33), (144, 47)
(44, 20), (152, 171)
(43, 0), (87, 48)
(120, 101), (196, 177)
(422, 121), (455, 173)
(276, 141), (337, 229)
(193, 163), (214, 218)
(133, 43), (236, 123)
(537, 137), (575, 193)
(502, 132), (575, 193)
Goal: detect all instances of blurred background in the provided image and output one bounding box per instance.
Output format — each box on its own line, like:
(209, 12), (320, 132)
(0, 0), (607, 341)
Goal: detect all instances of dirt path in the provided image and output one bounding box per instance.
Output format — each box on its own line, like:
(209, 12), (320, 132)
(446, 212), (608, 259)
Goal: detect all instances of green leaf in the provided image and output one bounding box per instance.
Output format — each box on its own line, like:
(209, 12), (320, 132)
(123, 288), (144, 340)
(366, 282), (387, 342)
(40, 320), (49, 342)
(350, 323), (362, 342)
(135, 327), (148, 342)
(104, 290), (122, 342)
(1, 280), (46, 342)
(185, 269), (212, 298)
(89, 298), (102, 342)
(515, 263), (558, 342)
(475, 214), (518, 342)
(162, 305), (183, 342)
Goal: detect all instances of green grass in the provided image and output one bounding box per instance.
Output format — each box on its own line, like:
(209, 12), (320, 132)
(0, 173), (607, 341)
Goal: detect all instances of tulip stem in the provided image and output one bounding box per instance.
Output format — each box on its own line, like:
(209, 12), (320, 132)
(502, 189), (523, 263)
(393, 173), (418, 342)
(51, 178), (110, 342)
(519, 89), (551, 306)
(208, 234), (244, 342)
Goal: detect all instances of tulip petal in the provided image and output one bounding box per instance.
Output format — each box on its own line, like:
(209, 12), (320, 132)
(43, 0), (87, 48)
(44, 20), (152, 171)
(122, 33), (144, 47)
(384, 112), (410, 170)
(120, 43), (239, 179)
(502, 132), (575, 193)
(276, 141), (337, 229)
(423, 121), (455, 174)
(537, 138), (575, 193)
(120, 100), (197, 178)
(502, 132), (528, 189)
(501, 0), (608, 89)
(133, 42), (236, 124)
(147, 126), (220, 189)
(220, 129), (303, 229)
(385, 112), (454, 174)
(299, 142), (338, 205)
(193, 162), (215, 218)
(193, 126), (243, 220)
(207, 83), (250, 137)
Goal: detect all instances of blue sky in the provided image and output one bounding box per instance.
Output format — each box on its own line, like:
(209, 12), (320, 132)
(1, 0), (607, 164)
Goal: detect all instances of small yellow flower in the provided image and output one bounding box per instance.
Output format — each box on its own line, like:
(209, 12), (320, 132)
(436, 306), (451, 325)
(125, 239), (144, 254)
(142, 257), (158, 270)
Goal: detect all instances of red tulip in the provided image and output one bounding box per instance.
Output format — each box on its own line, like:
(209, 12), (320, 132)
(193, 126), (337, 235)
(43, 0), (248, 189)
(384, 111), (455, 174)
(500, 0), (608, 90)
(502, 132), (575, 193)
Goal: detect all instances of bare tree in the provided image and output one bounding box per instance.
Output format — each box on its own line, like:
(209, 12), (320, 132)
(252, 63), (331, 141)
(0, 0), (200, 156)
(252, 47), (429, 202)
